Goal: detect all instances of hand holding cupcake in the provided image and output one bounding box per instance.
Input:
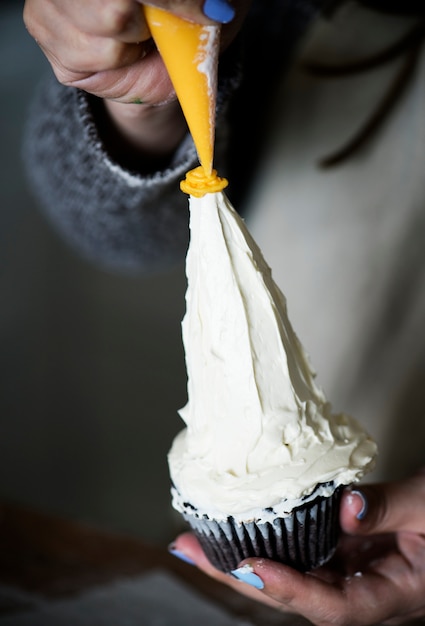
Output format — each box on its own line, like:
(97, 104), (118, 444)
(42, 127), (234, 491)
(172, 468), (425, 626)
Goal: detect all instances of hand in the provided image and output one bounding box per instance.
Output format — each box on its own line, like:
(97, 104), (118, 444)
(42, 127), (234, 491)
(23, 0), (251, 157)
(171, 468), (425, 625)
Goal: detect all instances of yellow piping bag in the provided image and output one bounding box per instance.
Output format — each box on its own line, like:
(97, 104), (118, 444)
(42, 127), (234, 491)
(144, 5), (228, 196)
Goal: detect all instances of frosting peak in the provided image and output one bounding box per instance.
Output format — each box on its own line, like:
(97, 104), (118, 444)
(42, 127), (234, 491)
(169, 191), (377, 519)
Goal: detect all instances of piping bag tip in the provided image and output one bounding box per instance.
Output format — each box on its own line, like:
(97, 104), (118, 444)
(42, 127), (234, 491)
(180, 165), (228, 197)
(143, 5), (220, 179)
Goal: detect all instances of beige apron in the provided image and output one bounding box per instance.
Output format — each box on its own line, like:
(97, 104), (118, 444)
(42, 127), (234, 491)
(247, 3), (425, 482)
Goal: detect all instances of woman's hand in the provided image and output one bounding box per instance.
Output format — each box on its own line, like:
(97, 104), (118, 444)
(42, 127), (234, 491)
(23, 0), (250, 157)
(172, 468), (425, 625)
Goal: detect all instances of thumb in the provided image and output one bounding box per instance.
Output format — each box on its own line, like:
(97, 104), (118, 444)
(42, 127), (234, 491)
(340, 468), (425, 536)
(140, 0), (236, 24)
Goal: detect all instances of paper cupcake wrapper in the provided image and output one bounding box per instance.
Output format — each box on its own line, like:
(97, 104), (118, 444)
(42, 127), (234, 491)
(179, 485), (343, 573)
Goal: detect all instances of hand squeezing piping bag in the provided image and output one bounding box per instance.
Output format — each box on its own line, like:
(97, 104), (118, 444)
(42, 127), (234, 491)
(143, 5), (228, 196)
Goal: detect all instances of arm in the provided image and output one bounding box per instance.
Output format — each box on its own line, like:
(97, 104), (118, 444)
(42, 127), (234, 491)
(171, 468), (425, 625)
(22, 0), (249, 271)
(24, 76), (199, 271)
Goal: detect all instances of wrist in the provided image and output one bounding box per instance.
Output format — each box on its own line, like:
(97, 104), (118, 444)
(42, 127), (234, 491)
(91, 97), (188, 173)
(105, 99), (187, 155)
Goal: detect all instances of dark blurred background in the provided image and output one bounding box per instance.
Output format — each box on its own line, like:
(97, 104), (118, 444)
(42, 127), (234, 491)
(0, 1), (188, 545)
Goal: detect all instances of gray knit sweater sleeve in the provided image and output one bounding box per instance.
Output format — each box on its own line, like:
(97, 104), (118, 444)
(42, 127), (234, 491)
(23, 0), (317, 273)
(23, 74), (233, 272)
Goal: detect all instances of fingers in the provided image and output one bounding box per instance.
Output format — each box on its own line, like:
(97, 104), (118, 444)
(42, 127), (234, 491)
(171, 532), (235, 582)
(23, 0), (251, 102)
(242, 558), (342, 612)
(341, 468), (425, 536)
(23, 0), (174, 103)
(24, 0), (151, 81)
(170, 533), (281, 608)
(141, 1), (252, 50)
(243, 556), (421, 626)
(171, 530), (425, 625)
(24, 0), (150, 44)
(61, 0), (151, 43)
(140, 0), (236, 25)
(171, 534), (396, 626)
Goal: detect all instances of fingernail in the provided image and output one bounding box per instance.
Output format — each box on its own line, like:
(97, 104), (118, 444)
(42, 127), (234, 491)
(203, 0), (235, 23)
(351, 489), (368, 520)
(230, 564), (264, 590)
(168, 545), (196, 566)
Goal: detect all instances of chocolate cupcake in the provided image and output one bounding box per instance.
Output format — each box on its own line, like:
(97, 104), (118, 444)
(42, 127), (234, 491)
(169, 190), (377, 573)
(171, 482), (343, 572)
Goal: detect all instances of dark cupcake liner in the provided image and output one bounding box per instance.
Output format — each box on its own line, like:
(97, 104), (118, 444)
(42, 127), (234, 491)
(178, 484), (343, 573)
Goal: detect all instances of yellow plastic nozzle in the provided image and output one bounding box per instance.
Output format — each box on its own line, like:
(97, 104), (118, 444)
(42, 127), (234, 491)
(180, 166), (228, 197)
(144, 5), (220, 177)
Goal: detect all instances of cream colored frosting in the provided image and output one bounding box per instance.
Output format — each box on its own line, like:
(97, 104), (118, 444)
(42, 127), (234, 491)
(168, 191), (377, 520)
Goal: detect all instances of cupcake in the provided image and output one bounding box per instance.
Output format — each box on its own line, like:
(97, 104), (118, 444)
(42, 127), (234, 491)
(169, 188), (377, 573)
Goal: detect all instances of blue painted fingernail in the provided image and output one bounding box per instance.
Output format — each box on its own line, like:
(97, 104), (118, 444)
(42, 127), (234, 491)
(168, 546), (196, 566)
(203, 0), (235, 23)
(352, 490), (368, 520)
(231, 564), (264, 590)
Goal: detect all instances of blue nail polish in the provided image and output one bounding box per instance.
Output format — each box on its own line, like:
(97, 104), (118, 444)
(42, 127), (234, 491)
(203, 0), (235, 23)
(231, 565), (264, 590)
(352, 490), (368, 520)
(169, 548), (196, 566)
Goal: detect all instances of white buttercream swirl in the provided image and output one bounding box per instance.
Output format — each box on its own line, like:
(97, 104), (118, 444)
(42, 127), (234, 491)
(168, 191), (377, 520)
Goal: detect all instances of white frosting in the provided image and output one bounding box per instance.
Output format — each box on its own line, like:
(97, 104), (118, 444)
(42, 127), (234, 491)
(196, 26), (219, 101)
(195, 25), (219, 161)
(168, 191), (377, 520)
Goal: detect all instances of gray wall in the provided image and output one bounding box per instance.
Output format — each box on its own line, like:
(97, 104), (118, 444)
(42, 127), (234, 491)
(0, 3), (188, 545)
